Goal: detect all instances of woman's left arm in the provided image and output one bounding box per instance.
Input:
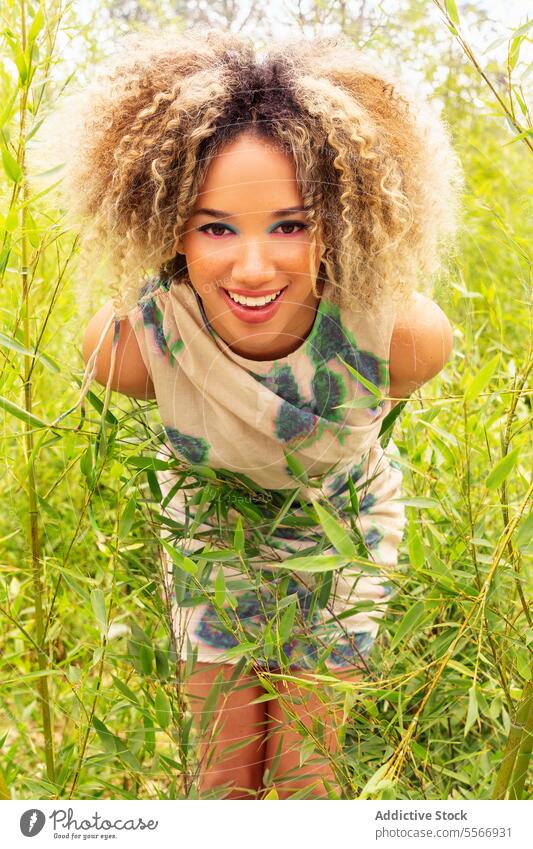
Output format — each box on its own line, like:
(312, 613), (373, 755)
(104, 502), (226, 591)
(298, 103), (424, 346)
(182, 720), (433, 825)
(388, 293), (454, 408)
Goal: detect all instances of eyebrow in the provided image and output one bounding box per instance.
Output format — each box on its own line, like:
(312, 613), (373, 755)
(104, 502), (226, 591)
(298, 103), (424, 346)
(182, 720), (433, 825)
(192, 205), (310, 218)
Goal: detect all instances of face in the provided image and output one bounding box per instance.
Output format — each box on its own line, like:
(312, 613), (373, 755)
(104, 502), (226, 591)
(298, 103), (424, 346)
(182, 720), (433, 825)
(175, 132), (324, 361)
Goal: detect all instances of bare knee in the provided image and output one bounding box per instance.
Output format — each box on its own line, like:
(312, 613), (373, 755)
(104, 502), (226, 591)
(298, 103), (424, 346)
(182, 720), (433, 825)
(180, 660), (267, 799)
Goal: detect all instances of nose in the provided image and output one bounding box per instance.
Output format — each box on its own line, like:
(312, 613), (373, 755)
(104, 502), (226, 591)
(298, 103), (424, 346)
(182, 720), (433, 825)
(230, 239), (276, 288)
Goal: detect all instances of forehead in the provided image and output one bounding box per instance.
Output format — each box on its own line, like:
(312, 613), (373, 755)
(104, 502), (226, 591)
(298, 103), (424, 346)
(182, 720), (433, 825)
(193, 133), (303, 210)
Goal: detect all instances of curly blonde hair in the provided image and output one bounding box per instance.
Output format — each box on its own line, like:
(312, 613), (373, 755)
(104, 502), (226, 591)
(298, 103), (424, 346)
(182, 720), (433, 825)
(37, 27), (463, 318)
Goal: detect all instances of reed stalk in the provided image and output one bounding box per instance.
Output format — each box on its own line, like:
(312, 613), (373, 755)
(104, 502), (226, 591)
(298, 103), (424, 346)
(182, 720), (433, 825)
(19, 0), (55, 784)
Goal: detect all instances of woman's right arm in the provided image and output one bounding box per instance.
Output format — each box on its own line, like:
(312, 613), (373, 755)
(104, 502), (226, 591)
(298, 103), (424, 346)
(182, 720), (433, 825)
(82, 301), (156, 400)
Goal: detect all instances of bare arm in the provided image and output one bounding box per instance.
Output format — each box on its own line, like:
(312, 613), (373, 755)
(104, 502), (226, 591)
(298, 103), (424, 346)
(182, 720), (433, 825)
(389, 293), (453, 408)
(82, 301), (156, 400)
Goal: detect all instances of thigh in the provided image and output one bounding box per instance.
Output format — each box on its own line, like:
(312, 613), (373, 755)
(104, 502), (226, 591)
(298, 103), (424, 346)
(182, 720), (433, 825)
(263, 665), (361, 799)
(182, 660), (267, 799)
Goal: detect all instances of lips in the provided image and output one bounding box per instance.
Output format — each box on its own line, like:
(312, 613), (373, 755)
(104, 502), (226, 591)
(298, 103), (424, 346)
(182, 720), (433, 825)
(220, 286), (288, 324)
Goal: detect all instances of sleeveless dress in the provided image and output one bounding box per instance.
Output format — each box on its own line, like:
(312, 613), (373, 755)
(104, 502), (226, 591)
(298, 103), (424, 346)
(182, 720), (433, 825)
(127, 276), (406, 672)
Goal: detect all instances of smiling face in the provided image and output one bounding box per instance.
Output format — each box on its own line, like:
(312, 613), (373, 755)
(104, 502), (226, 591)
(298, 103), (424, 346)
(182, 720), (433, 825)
(175, 132), (324, 361)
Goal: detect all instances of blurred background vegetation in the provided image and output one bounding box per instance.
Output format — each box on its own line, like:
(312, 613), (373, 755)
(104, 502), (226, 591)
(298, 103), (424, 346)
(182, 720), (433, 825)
(0, 0), (531, 800)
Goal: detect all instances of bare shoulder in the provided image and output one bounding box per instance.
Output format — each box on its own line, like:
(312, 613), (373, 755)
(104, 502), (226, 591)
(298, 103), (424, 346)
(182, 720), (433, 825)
(389, 292), (453, 403)
(82, 301), (156, 400)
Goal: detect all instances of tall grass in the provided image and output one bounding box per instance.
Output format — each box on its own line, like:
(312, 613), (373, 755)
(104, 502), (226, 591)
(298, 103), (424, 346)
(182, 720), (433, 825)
(0, 0), (531, 800)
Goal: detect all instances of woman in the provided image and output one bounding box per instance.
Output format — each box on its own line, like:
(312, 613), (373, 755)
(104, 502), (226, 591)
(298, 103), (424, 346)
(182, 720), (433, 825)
(60, 28), (461, 798)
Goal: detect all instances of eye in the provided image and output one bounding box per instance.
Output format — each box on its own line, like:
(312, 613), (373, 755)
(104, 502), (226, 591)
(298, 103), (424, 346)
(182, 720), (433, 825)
(197, 223), (233, 237)
(273, 221), (308, 235)
(196, 220), (308, 237)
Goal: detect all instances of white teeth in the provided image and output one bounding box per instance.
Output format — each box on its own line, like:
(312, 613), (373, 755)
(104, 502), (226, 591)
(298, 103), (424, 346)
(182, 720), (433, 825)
(226, 289), (282, 307)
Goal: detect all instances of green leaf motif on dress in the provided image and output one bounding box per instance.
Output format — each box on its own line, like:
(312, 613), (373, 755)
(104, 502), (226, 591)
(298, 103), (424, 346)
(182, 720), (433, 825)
(165, 426), (210, 464)
(139, 277), (183, 367)
(307, 300), (388, 396)
(311, 367), (345, 421)
(249, 299), (388, 449)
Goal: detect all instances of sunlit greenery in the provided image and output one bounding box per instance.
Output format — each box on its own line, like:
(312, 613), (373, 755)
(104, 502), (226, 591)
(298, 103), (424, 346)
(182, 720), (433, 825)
(0, 0), (531, 800)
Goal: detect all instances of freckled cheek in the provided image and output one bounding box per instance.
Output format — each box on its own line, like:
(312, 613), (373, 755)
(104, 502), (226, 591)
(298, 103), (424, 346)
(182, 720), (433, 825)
(184, 237), (311, 282)
(183, 242), (229, 286)
(275, 242), (312, 274)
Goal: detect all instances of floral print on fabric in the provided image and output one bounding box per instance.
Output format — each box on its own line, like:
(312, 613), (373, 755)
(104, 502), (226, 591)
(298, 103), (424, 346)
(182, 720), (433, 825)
(138, 277), (184, 367)
(307, 301), (388, 391)
(165, 426), (210, 464)
(247, 300), (389, 449)
(192, 576), (377, 671)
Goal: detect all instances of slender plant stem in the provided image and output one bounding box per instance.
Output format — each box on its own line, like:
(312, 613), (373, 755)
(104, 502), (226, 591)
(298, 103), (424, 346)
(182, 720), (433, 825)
(432, 1), (533, 154)
(493, 675), (533, 799)
(509, 679), (533, 800)
(19, 0), (55, 783)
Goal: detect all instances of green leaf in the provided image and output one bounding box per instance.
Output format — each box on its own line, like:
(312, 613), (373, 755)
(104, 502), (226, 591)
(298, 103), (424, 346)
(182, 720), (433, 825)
(68, 381), (118, 425)
(512, 20), (533, 38)
(80, 443), (93, 480)
(3, 209), (17, 232)
(284, 449), (309, 484)
(0, 89), (18, 130)
(336, 355), (382, 397)
(249, 692), (278, 705)
(418, 418), (459, 447)
(199, 672), (225, 734)
(143, 715), (155, 756)
(263, 553), (380, 574)
(514, 647), (531, 681)
(138, 644), (153, 676)
(155, 649), (170, 681)
(92, 717), (115, 754)
(198, 549), (239, 562)
(464, 685), (479, 737)
(28, 7), (45, 44)
(335, 395), (382, 410)
(317, 569), (333, 609)
(347, 476), (359, 516)
(126, 456), (171, 472)
(214, 565), (226, 607)
(390, 600), (427, 651)
(515, 512), (533, 549)
(278, 601), (296, 644)
(112, 675), (139, 705)
(154, 687), (172, 729)
(233, 516), (245, 552)
(217, 641), (259, 661)
(486, 447), (520, 489)
(408, 514), (425, 569)
(398, 497), (439, 508)
(90, 589), (107, 635)
(464, 354), (499, 403)
(0, 395), (48, 429)
(299, 736), (317, 768)
(359, 761), (394, 799)
(1, 147), (22, 183)
(379, 399), (408, 447)
(0, 331), (34, 357)
(26, 209), (40, 248)
(314, 501), (360, 560)
(263, 620), (275, 658)
(161, 538), (198, 575)
(508, 36), (522, 72)
(118, 497), (136, 540)
(0, 331), (60, 373)
(263, 787), (279, 800)
(188, 463), (217, 479)
(444, 0), (460, 26)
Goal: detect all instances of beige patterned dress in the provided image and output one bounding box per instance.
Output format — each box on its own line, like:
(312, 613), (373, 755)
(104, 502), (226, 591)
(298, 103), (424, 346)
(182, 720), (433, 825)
(127, 275), (406, 672)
